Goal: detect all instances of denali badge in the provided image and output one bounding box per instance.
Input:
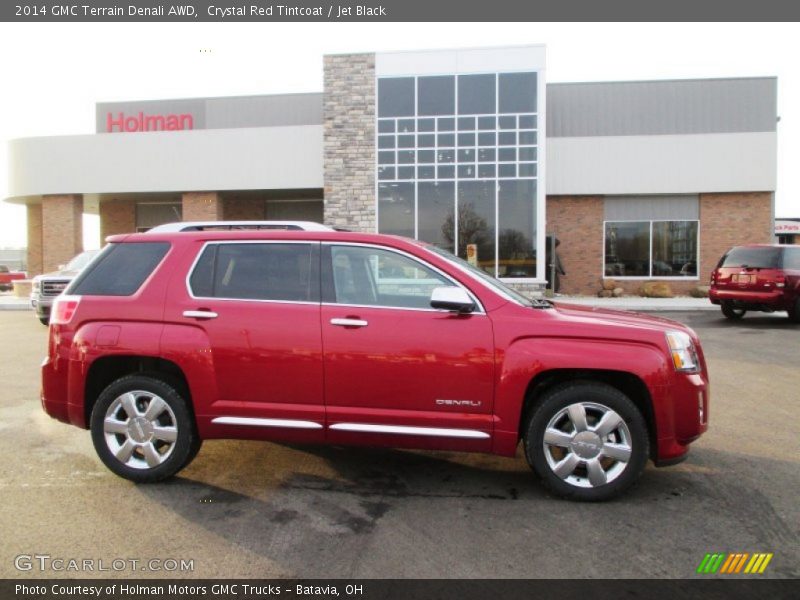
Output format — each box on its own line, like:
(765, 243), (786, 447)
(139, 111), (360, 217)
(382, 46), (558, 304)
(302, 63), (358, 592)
(436, 399), (482, 408)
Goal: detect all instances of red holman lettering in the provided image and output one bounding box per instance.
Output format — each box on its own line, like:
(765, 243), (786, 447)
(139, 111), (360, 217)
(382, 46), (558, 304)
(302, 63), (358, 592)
(106, 112), (194, 132)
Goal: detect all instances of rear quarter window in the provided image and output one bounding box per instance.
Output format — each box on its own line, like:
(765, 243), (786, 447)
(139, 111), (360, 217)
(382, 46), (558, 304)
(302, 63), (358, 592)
(68, 242), (170, 296)
(783, 247), (800, 270)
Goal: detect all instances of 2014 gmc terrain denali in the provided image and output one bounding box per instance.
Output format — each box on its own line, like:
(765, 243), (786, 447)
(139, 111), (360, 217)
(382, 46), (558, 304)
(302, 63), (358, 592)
(41, 223), (709, 501)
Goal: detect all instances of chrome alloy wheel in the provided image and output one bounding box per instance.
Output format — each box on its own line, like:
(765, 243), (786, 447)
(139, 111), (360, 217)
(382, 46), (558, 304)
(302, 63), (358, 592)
(103, 390), (178, 470)
(542, 401), (633, 488)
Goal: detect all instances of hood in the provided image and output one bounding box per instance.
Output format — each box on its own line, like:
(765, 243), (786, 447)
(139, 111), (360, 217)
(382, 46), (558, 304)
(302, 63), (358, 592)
(549, 301), (697, 340)
(34, 268), (81, 281)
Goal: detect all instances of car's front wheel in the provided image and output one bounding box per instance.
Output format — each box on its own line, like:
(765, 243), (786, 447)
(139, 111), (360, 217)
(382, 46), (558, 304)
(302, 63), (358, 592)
(524, 382), (649, 501)
(721, 301), (746, 320)
(90, 374), (200, 483)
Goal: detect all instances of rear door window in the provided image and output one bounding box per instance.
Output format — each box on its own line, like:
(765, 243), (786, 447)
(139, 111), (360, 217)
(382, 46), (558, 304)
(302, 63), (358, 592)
(69, 242), (169, 296)
(189, 243), (319, 302)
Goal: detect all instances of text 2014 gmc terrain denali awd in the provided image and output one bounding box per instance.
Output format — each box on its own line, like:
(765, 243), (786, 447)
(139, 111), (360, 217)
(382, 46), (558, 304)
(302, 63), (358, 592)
(41, 223), (709, 501)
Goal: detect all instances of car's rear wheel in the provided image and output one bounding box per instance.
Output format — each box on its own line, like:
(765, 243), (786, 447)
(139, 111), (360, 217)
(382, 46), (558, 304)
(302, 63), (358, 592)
(90, 375), (200, 483)
(523, 382), (649, 501)
(721, 301), (746, 320)
(38, 316), (49, 326)
(788, 298), (800, 324)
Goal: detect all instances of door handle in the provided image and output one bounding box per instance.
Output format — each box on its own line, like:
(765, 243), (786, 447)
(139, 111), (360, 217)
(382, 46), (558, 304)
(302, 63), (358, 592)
(183, 310), (218, 319)
(330, 318), (368, 328)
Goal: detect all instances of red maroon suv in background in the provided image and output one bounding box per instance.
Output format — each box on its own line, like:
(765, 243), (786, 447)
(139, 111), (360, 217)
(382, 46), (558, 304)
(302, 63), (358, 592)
(709, 244), (800, 322)
(41, 223), (709, 501)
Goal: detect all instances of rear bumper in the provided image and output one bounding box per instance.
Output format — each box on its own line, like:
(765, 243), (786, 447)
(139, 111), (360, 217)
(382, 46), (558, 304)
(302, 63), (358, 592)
(709, 288), (788, 309)
(41, 354), (86, 428)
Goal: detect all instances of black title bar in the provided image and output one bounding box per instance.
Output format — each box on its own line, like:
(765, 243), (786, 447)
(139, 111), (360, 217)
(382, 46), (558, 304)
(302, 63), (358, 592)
(4, 0), (800, 22)
(2, 579), (798, 600)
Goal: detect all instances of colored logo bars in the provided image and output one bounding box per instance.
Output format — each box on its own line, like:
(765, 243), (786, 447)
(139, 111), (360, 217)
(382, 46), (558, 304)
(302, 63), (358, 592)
(696, 552), (773, 574)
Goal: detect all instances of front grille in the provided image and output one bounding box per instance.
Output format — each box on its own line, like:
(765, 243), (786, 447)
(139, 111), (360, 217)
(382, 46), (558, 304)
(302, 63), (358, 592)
(41, 280), (70, 297)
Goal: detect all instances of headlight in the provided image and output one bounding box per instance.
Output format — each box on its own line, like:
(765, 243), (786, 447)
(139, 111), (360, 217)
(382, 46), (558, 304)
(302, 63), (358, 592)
(32, 278), (40, 292)
(665, 330), (700, 373)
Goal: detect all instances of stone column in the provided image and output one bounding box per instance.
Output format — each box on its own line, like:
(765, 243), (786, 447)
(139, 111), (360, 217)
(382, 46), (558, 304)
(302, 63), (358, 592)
(323, 53), (376, 232)
(100, 200), (137, 240)
(42, 194), (83, 274)
(26, 203), (43, 276)
(182, 192), (222, 221)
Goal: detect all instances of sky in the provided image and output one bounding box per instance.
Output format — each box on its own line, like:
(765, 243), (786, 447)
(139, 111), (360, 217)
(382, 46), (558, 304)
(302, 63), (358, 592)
(1, 21), (799, 250)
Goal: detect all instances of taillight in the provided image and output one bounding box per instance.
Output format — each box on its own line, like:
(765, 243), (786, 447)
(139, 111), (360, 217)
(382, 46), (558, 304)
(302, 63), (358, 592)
(775, 275), (786, 289)
(51, 295), (81, 325)
(710, 270), (717, 285)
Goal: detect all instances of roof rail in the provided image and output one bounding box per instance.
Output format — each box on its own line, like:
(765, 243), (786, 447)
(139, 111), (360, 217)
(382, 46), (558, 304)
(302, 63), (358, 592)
(146, 221), (334, 233)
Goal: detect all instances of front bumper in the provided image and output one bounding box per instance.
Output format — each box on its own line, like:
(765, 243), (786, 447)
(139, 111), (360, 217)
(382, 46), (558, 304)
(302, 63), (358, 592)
(30, 294), (54, 318)
(654, 372), (709, 466)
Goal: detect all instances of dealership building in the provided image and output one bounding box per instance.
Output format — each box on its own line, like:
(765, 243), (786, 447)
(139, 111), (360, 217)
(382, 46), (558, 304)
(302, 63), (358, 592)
(5, 46), (778, 295)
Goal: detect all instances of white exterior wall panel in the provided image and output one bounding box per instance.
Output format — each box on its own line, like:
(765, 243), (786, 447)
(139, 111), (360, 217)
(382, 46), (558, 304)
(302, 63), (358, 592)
(8, 125), (323, 200)
(546, 132), (777, 195)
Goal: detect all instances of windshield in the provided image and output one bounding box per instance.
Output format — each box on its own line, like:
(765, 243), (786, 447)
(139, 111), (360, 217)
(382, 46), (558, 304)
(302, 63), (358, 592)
(65, 249), (100, 271)
(720, 247), (781, 269)
(422, 245), (545, 308)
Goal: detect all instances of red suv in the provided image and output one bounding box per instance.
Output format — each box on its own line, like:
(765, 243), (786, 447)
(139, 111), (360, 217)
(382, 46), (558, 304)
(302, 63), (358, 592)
(709, 244), (800, 322)
(41, 224), (709, 501)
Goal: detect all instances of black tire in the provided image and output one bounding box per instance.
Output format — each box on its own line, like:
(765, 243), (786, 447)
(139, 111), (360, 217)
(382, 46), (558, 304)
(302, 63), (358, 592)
(523, 381), (649, 502)
(38, 316), (49, 326)
(721, 301), (746, 320)
(90, 374), (200, 483)
(788, 299), (800, 324)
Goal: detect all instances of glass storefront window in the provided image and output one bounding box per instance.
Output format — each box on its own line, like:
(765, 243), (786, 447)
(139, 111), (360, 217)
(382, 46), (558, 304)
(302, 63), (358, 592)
(378, 183), (414, 237)
(376, 70), (540, 279)
(458, 74), (496, 115)
(498, 180), (537, 279)
(418, 76), (455, 116)
(605, 221), (699, 278)
(457, 181), (496, 275)
(418, 182), (455, 252)
(378, 78), (415, 117)
(499, 72), (537, 113)
(653, 221), (698, 277)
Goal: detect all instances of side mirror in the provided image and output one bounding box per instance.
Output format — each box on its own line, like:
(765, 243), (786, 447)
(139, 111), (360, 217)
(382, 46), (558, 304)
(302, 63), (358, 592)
(430, 287), (475, 313)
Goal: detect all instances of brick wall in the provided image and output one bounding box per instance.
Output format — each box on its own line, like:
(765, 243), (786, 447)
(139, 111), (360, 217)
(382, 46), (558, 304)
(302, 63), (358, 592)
(699, 192), (773, 281)
(223, 197), (265, 221)
(26, 204), (43, 276)
(182, 192), (222, 221)
(545, 192), (773, 297)
(99, 200), (136, 240)
(323, 53), (376, 231)
(546, 196), (604, 295)
(41, 194), (83, 274)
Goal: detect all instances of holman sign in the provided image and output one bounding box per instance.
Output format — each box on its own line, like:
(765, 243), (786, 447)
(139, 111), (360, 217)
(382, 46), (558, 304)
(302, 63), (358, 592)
(97, 98), (205, 133)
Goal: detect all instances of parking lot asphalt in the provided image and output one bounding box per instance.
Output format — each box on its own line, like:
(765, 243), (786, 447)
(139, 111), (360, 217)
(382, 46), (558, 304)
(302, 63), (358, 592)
(0, 310), (797, 579)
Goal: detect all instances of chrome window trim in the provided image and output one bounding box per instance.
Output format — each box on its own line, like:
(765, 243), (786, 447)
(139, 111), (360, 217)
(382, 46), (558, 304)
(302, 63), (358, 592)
(185, 240), (320, 306)
(212, 417), (323, 430)
(329, 422), (490, 439)
(322, 241), (486, 315)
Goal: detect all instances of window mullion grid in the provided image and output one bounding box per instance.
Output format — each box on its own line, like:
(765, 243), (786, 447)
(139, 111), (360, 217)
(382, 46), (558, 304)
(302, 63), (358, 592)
(494, 74), (500, 278)
(454, 74), (459, 259)
(414, 77), (419, 240)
